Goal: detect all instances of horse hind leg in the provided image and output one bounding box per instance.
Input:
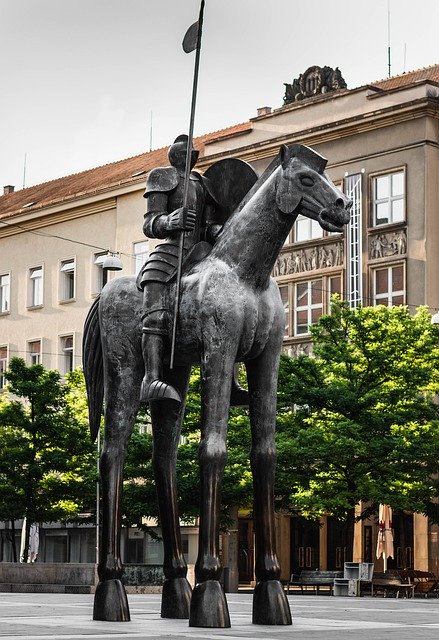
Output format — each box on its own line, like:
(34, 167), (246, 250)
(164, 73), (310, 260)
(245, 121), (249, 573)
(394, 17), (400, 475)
(246, 344), (292, 626)
(150, 364), (192, 619)
(93, 377), (140, 622)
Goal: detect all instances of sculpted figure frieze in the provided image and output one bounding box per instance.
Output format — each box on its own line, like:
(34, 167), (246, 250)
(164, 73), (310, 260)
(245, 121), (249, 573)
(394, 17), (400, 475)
(369, 229), (407, 260)
(273, 241), (344, 277)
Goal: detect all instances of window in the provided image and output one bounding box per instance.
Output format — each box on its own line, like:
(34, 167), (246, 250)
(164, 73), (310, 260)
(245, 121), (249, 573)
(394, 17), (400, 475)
(373, 264), (404, 306)
(133, 241), (148, 275)
(0, 347), (7, 390)
(295, 279), (323, 335)
(60, 259), (75, 301)
(29, 266), (43, 307)
(294, 214), (323, 242)
(0, 274), (10, 313)
(27, 340), (41, 365)
(60, 335), (74, 374)
(93, 253), (108, 293)
(279, 285), (290, 337)
(372, 171), (405, 226)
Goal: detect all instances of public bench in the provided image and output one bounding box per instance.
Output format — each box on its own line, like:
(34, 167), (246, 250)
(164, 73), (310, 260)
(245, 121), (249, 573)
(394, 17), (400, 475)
(287, 570), (343, 595)
(366, 571), (415, 598)
(398, 570), (438, 598)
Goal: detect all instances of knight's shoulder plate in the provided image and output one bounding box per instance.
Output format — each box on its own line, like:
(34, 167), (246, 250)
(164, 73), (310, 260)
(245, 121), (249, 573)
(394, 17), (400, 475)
(144, 167), (179, 198)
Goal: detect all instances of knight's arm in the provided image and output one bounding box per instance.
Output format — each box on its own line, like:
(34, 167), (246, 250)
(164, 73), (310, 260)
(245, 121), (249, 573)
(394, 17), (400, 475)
(143, 193), (171, 239)
(142, 167), (180, 239)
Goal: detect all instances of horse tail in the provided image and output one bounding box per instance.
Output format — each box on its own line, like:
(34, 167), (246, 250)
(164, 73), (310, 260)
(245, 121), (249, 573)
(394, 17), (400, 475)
(82, 295), (104, 443)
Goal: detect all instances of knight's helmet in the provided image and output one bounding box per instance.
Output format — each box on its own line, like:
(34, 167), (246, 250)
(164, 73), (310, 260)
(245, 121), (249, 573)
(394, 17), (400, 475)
(168, 135), (199, 172)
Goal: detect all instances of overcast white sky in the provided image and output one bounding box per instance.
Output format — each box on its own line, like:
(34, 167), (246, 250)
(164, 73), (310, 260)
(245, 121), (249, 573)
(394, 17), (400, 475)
(1, 0), (439, 189)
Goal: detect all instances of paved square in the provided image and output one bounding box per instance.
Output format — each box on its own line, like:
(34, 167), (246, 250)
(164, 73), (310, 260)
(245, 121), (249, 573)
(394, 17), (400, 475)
(0, 592), (437, 639)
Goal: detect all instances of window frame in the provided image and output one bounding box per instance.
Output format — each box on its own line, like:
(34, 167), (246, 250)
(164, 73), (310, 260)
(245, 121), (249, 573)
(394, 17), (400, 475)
(133, 241), (149, 276)
(27, 339), (42, 366)
(371, 167), (406, 227)
(372, 262), (405, 307)
(28, 265), (44, 308)
(59, 257), (76, 302)
(0, 345), (8, 390)
(59, 333), (74, 376)
(92, 252), (108, 295)
(0, 272), (10, 314)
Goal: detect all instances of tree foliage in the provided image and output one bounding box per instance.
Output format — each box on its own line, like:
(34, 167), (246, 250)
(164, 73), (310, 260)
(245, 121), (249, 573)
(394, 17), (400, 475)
(275, 301), (439, 524)
(0, 359), (96, 559)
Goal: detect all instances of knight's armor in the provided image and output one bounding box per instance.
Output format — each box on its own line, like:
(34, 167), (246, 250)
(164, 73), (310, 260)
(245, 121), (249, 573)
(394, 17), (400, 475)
(138, 135), (220, 404)
(138, 167), (217, 287)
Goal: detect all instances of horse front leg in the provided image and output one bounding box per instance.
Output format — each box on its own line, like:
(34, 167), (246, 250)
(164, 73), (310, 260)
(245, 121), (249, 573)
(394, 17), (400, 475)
(150, 364), (192, 619)
(93, 385), (139, 622)
(246, 342), (292, 625)
(189, 352), (234, 628)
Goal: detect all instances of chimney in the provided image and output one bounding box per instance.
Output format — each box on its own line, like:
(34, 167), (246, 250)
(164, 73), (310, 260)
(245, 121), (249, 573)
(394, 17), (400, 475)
(256, 106), (272, 117)
(3, 185), (14, 195)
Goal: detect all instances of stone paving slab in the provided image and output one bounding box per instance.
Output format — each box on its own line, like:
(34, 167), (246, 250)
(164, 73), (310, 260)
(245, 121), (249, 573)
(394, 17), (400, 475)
(0, 592), (437, 640)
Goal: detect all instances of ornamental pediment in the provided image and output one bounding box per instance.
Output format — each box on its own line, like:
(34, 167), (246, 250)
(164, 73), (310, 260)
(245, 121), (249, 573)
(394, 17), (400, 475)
(284, 66), (347, 104)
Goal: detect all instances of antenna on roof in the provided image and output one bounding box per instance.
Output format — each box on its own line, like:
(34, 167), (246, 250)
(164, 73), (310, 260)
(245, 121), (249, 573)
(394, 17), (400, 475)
(403, 43), (407, 73)
(22, 152), (27, 189)
(387, 0), (391, 78)
(149, 111), (153, 152)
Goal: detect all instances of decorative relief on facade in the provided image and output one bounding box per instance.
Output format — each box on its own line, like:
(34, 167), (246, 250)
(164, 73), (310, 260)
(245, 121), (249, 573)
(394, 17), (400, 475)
(273, 242), (344, 277)
(369, 229), (407, 260)
(285, 342), (312, 358)
(284, 66), (347, 104)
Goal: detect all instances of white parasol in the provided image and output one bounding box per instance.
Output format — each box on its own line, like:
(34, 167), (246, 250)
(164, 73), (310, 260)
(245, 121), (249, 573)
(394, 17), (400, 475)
(376, 504), (394, 572)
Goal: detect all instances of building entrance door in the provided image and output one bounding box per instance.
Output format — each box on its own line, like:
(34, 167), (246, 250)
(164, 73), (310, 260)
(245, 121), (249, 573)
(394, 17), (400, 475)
(327, 516), (353, 570)
(290, 516), (320, 574)
(238, 519), (254, 583)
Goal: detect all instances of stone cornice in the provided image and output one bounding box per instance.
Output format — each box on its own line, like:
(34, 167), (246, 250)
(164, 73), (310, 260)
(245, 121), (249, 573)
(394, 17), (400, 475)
(198, 96), (439, 168)
(0, 197), (117, 239)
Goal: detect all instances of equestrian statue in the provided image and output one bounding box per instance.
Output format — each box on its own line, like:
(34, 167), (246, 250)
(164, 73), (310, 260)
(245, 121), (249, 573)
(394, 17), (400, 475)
(83, 140), (351, 627)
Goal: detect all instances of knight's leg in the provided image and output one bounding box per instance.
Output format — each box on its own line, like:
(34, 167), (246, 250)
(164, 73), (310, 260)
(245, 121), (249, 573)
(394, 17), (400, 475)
(140, 282), (181, 403)
(246, 344), (292, 625)
(189, 354), (234, 628)
(150, 364), (192, 618)
(94, 380), (140, 621)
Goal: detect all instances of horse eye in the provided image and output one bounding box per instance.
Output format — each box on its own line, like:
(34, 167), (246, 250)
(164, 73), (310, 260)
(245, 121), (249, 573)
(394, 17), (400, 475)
(301, 176), (314, 187)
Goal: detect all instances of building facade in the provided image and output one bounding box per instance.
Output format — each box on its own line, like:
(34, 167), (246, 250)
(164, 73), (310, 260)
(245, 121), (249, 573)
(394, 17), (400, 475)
(1, 64), (438, 577)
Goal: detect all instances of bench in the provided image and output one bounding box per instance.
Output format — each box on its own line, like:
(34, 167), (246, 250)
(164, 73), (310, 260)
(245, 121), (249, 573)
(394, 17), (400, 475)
(398, 570), (438, 598)
(287, 570), (343, 595)
(368, 571), (415, 598)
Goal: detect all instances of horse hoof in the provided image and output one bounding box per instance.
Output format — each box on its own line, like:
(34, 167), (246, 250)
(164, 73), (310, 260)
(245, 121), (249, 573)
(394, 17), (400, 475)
(93, 579), (130, 621)
(252, 580), (292, 625)
(161, 577), (192, 618)
(189, 580), (231, 628)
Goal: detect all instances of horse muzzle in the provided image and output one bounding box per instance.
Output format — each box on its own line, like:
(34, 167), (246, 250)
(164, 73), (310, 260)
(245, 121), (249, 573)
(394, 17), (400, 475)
(318, 199), (352, 232)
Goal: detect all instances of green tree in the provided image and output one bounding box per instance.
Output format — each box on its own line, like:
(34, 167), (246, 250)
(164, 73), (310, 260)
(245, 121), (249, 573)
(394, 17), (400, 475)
(275, 301), (439, 545)
(0, 359), (96, 561)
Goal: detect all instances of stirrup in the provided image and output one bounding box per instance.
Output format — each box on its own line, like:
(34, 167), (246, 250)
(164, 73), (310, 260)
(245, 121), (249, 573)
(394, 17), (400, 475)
(140, 378), (181, 403)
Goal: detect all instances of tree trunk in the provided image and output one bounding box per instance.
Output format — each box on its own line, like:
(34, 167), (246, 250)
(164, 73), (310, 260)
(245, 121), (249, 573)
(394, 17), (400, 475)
(10, 520), (17, 562)
(344, 508), (355, 563)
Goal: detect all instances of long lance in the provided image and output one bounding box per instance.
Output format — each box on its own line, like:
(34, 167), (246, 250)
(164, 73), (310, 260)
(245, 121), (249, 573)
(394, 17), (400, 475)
(170, 0), (205, 369)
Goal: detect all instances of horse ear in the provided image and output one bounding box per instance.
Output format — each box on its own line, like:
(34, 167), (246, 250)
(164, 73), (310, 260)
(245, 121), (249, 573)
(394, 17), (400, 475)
(280, 144), (291, 169)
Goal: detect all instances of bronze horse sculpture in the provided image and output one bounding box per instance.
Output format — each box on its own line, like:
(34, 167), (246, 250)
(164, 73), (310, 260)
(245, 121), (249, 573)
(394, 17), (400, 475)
(83, 144), (351, 627)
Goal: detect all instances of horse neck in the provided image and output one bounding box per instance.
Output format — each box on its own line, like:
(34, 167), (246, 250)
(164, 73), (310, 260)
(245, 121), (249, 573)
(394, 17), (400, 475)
(211, 171), (296, 289)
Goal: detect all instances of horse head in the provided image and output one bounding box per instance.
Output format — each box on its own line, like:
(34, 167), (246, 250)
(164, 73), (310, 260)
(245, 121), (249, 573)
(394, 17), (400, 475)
(275, 144), (352, 232)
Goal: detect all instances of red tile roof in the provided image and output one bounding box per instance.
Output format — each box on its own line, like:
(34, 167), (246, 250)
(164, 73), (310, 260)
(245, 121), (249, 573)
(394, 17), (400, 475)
(0, 123), (251, 220)
(368, 63), (439, 92)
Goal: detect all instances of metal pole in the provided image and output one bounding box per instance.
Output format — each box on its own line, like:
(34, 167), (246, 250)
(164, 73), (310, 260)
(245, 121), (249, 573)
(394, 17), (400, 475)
(170, 0), (205, 369)
(96, 428), (100, 565)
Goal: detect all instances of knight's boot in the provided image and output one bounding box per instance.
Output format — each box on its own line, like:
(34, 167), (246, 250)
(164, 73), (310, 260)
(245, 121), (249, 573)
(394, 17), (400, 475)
(140, 331), (181, 403)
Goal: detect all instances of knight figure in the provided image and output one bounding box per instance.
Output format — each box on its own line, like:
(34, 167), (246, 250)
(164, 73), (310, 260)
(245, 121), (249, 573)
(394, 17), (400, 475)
(138, 135), (221, 404)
